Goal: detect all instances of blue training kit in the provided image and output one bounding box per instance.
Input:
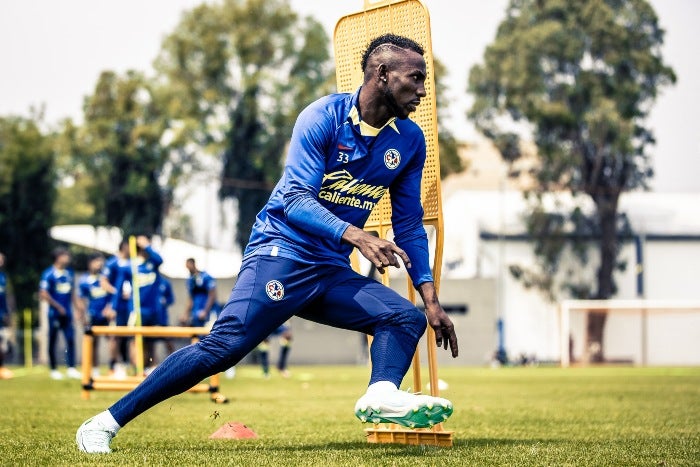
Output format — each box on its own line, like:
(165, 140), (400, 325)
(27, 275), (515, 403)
(112, 246), (163, 326)
(79, 273), (112, 326)
(39, 266), (77, 369)
(102, 257), (131, 326)
(109, 88), (432, 427)
(157, 277), (175, 327)
(246, 89), (432, 287)
(187, 271), (217, 326)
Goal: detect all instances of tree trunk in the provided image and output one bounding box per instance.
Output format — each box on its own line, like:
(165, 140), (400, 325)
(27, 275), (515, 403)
(585, 193), (620, 363)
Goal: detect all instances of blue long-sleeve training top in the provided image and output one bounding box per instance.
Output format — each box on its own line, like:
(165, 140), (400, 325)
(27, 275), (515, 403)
(112, 246), (163, 315)
(102, 256), (130, 313)
(245, 88), (433, 287)
(39, 266), (75, 319)
(78, 273), (112, 319)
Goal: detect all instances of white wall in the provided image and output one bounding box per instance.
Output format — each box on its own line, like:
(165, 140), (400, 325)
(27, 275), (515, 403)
(476, 238), (700, 365)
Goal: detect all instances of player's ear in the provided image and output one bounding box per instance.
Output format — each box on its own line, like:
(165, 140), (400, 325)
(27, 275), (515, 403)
(377, 63), (388, 84)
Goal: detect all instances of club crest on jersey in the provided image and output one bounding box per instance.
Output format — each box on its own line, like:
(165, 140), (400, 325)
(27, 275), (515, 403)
(384, 149), (401, 169)
(265, 280), (285, 301)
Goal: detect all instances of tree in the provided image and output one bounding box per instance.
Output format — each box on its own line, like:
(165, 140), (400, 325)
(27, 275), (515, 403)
(77, 70), (169, 236)
(154, 0), (334, 252)
(52, 118), (96, 225)
(0, 116), (55, 312)
(433, 58), (464, 178)
(468, 0), (675, 361)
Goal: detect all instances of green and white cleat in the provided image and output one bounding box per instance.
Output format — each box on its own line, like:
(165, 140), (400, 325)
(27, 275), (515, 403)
(354, 389), (453, 429)
(76, 417), (116, 453)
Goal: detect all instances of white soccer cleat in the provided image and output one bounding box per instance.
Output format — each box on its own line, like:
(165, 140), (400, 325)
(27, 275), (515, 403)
(76, 417), (116, 453)
(354, 389), (453, 429)
(50, 370), (64, 380)
(66, 367), (82, 379)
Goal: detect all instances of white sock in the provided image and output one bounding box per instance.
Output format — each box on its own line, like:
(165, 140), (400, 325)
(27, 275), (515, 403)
(94, 410), (121, 433)
(366, 381), (398, 395)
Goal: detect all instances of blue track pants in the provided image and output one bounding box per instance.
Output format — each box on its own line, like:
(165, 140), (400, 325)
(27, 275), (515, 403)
(48, 315), (75, 370)
(110, 255), (427, 426)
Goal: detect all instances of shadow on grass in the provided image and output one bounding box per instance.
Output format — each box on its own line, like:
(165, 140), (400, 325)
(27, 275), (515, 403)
(119, 437), (560, 457)
(453, 438), (560, 448)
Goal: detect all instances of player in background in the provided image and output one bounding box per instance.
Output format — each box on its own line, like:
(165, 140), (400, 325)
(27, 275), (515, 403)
(258, 323), (292, 379)
(0, 252), (14, 379)
(101, 241), (131, 377)
(40, 248), (85, 380)
(182, 258), (233, 378)
(182, 258), (218, 327)
(112, 236), (163, 373)
(155, 275), (176, 361)
(78, 253), (112, 378)
(77, 34), (458, 453)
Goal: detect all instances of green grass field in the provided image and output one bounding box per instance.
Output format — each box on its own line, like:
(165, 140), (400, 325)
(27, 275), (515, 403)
(1, 365), (698, 466)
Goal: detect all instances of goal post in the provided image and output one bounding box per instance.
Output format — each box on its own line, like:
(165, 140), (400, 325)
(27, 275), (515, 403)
(559, 299), (700, 367)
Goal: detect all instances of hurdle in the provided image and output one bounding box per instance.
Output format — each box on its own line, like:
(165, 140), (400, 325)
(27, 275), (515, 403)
(80, 325), (226, 402)
(336, 0), (453, 446)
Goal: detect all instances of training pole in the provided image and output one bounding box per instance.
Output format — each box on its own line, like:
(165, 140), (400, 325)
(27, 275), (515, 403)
(128, 236), (144, 376)
(23, 308), (32, 368)
(336, 0), (452, 446)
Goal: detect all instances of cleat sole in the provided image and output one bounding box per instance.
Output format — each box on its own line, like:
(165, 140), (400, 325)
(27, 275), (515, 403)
(354, 402), (453, 429)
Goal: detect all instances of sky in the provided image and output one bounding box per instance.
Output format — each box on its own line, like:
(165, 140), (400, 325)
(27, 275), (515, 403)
(0, 0), (697, 193)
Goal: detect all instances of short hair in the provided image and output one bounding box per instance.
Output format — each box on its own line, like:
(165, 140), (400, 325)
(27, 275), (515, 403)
(88, 252), (104, 262)
(186, 258), (196, 265)
(360, 33), (424, 72)
(52, 247), (70, 262)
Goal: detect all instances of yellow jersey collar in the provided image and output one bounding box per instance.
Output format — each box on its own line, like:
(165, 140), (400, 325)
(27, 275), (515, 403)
(348, 105), (399, 136)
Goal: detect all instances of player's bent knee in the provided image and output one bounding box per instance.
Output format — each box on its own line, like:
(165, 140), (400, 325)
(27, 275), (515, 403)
(398, 306), (428, 338)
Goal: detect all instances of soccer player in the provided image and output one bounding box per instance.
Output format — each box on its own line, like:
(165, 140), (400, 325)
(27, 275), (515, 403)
(157, 275), (175, 328)
(182, 258), (218, 327)
(258, 323), (293, 379)
(112, 236), (164, 372)
(40, 248), (84, 380)
(77, 34), (459, 453)
(101, 241), (131, 376)
(78, 253), (112, 378)
(0, 252), (14, 379)
(154, 275), (176, 361)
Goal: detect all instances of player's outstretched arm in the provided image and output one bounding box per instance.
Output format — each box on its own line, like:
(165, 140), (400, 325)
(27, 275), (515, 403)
(417, 282), (458, 358)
